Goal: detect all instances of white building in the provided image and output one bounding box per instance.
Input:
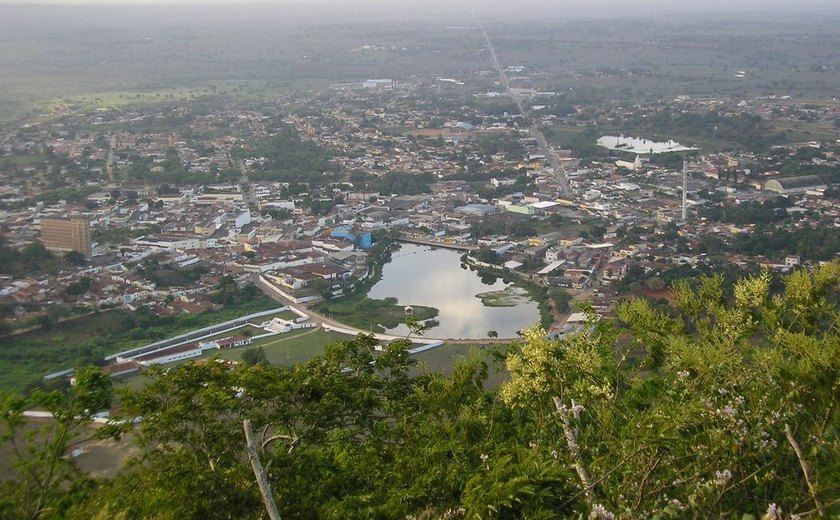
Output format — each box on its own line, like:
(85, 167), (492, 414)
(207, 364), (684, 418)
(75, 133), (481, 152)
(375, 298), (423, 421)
(132, 345), (202, 366)
(362, 79), (394, 89)
(765, 176), (826, 195)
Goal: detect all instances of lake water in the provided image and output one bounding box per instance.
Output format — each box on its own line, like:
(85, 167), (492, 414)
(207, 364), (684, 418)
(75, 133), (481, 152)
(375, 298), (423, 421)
(367, 243), (541, 339)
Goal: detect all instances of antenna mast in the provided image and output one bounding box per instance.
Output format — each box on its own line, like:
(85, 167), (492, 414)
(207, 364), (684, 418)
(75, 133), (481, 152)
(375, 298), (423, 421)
(681, 161), (688, 222)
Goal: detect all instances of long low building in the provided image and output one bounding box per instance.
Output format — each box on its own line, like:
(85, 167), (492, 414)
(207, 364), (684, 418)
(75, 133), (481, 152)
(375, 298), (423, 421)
(132, 343), (203, 366)
(133, 234), (203, 250)
(765, 175), (827, 195)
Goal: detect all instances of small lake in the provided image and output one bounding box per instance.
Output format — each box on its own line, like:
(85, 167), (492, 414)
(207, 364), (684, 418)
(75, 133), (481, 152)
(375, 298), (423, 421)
(367, 243), (541, 339)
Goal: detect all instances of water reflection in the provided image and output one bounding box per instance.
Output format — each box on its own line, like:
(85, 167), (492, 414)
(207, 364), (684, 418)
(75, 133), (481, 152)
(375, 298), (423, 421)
(367, 244), (540, 339)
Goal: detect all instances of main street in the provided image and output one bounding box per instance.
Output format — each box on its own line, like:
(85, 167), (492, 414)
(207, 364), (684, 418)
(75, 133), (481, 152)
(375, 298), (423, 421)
(105, 133), (117, 182)
(231, 153), (258, 209)
(472, 9), (571, 197)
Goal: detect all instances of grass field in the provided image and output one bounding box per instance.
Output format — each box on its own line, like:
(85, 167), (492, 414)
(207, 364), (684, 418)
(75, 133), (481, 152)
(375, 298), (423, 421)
(0, 299), (279, 394)
(0, 311), (137, 393)
(0, 153), (46, 166)
(184, 324), (265, 344)
(413, 341), (515, 389)
(112, 334), (517, 392)
(248, 328), (349, 364)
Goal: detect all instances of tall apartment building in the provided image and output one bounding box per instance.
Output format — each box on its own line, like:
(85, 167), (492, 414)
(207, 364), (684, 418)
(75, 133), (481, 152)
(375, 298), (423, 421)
(40, 215), (92, 258)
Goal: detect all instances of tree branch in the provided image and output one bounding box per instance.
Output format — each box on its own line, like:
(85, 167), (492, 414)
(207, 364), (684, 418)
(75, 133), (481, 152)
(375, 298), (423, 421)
(784, 423), (824, 517)
(262, 433), (296, 450)
(634, 452), (663, 509)
(552, 396), (594, 502)
(243, 419), (281, 520)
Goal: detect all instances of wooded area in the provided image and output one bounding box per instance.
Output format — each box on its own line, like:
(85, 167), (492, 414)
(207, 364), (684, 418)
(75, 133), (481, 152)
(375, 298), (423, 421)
(1, 263), (838, 518)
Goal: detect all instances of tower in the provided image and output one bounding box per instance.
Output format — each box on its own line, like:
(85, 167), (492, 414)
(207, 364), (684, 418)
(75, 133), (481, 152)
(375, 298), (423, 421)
(681, 161), (688, 222)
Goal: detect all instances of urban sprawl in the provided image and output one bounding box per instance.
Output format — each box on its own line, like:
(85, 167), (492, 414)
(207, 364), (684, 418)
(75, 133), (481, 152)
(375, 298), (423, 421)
(2, 71), (839, 378)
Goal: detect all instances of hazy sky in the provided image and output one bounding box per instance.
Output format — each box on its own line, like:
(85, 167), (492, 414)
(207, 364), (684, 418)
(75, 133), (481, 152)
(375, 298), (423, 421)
(1, 0), (838, 20)
(1, 0), (837, 6)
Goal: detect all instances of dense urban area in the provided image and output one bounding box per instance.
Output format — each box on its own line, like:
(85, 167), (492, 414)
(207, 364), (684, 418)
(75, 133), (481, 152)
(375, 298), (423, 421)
(1, 2), (840, 519)
(2, 67), (839, 376)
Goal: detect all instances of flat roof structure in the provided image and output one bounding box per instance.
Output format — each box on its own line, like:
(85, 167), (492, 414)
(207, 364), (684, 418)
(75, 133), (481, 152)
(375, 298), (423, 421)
(597, 135), (698, 155)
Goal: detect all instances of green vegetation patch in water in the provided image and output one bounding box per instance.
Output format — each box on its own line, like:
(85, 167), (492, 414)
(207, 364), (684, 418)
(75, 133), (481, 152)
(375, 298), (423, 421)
(318, 297), (438, 333)
(475, 286), (532, 308)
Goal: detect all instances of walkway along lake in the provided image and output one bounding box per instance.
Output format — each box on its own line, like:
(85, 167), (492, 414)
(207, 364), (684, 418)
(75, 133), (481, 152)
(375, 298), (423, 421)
(367, 244), (541, 339)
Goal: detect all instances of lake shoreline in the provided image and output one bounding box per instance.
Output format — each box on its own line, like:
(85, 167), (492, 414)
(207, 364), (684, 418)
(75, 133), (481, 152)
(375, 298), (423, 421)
(365, 244), (541, 338)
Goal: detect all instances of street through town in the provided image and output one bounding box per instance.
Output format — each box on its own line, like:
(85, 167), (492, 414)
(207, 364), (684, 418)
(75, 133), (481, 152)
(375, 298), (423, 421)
(471, 7), (572, 197)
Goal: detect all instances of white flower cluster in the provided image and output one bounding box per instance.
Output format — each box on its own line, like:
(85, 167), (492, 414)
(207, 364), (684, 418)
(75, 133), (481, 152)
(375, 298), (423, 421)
(709, 391), (749, 447)
(762, 503), (799, 520)
(764, 502), (782, 520)
(571, 400), (585, 419)
(713, 469), (732, 487)
(757, 429), (777, 451)
(556, 399), (586, 420)
(440, 507), (466, 519)
(589, 503), (616, 520)
(720, 404), (738, 419)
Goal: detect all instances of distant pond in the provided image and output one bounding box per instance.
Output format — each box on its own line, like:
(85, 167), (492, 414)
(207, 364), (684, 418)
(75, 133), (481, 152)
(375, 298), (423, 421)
(367, 243), (541, 339)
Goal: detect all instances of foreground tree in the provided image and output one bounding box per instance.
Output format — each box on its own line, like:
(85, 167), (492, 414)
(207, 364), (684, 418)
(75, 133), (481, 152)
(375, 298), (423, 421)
(503, 263), (840, 517)
(3, 263), (838, 518)
(0, 367), (113, 519)
(66, 335), (575, 518)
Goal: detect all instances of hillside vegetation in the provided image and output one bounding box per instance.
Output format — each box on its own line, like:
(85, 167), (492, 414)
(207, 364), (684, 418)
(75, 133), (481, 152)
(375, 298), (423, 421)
(1, 263), (839, 519)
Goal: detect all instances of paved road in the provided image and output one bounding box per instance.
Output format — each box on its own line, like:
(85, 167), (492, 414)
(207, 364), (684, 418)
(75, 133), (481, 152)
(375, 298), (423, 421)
(233, 155), (258, 208)
(397, 235), (478, 252)
(472, 9), (571, 197)
(256, 275), (519, 344)
(106, 133), (117, 182)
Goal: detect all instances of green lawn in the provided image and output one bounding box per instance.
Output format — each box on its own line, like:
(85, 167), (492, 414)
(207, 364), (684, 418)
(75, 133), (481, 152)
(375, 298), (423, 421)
(381, 127), (412, 136)
(249, 328), (350, 364)
(248, 310), (297, 324)
(0, 311), (138, 393)
(19, 311), (134, 347)
(196, 327), (351, 365)
(0, 153), (46, 166)
(112, 334), (519, 393)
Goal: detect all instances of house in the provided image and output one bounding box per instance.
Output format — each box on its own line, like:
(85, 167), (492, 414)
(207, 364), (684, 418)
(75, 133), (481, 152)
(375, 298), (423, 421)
(101, 360), (142, 378)
(214, 335), (253, 350)
(545, 248), (562, 263)
(785, 255), (801, 268)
